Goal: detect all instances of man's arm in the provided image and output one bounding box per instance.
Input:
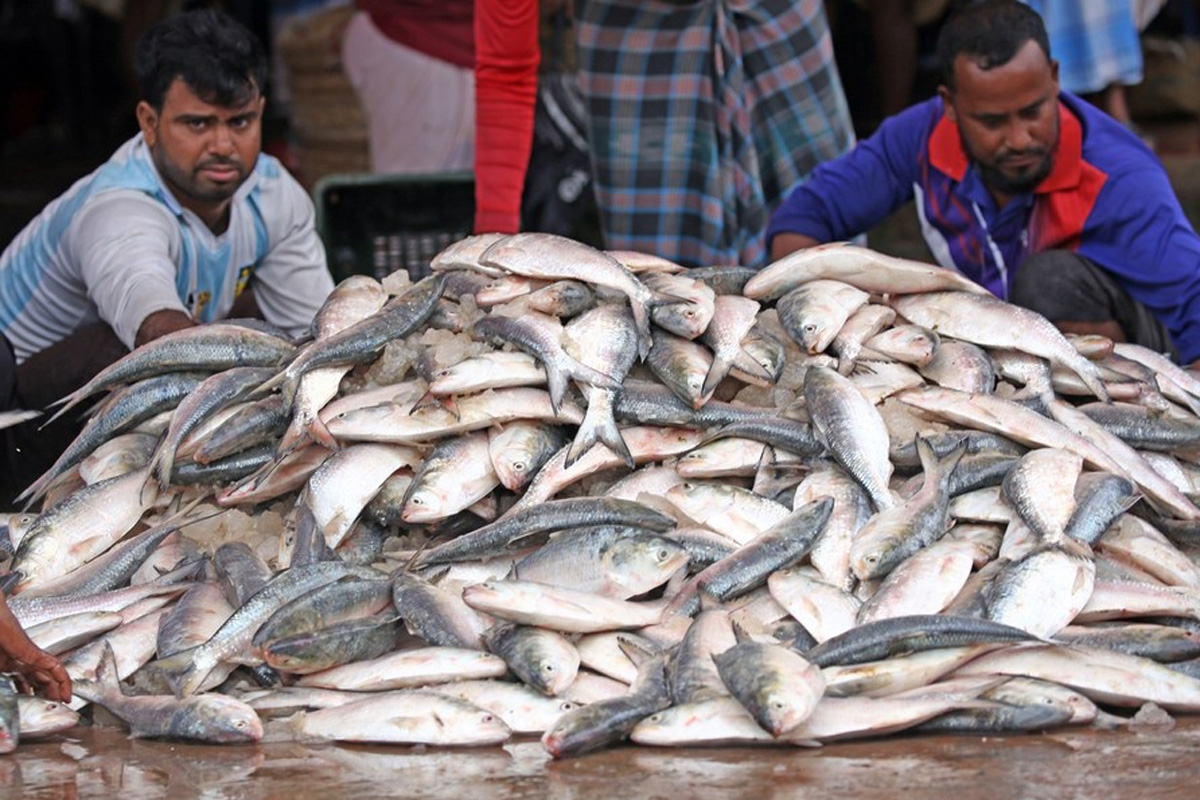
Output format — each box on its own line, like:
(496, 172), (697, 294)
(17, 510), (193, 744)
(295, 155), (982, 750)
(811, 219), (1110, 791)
(0, 591), (71, 703)
(1078, 164), (1200, 365)
(769, 233), (822, 262)
(765, 100), (936, 261)
(67, 194), (193, 350)
(135, 309), (196, 347)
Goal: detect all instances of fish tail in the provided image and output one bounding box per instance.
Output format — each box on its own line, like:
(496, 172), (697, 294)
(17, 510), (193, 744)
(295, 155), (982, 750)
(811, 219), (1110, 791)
(595, 410), (635, 470)
(148, 444), (173, 494)
(305, 416), (340, 451)
(39, 393), (84, 429)
(564, 413), (600, 469)
(630, 299), (654, 360)
(277, 418), (309, 455)
(545, 363), (570, 417)
(1073, 358), (1111, 404)
(701, 353), (733, 401)
(564, 357), (620, 392)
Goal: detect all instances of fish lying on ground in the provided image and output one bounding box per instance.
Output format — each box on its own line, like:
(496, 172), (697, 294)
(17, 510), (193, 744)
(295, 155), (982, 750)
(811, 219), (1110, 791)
(7, 237), (1200, 755)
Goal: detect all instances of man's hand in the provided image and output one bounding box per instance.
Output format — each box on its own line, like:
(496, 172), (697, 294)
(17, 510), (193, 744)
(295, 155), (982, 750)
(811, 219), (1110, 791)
(0, 593), (72, 703)
(135, 309), (196, 348)
(768, 233), (822, 262)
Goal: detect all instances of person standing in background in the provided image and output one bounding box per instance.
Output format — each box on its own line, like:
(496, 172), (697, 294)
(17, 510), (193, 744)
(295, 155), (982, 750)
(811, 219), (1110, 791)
(1023, 0), (1165, 128)
(340, 0), (540, 235)
(473, 0), (540, 234)
(342, 2), (477, 174)
(574, 0), (856, 268)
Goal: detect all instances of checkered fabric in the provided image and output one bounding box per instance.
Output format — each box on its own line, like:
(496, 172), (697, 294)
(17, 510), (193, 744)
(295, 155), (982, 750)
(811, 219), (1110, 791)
(575, 0), (854, 268)
(1024, 1), (1144, 94)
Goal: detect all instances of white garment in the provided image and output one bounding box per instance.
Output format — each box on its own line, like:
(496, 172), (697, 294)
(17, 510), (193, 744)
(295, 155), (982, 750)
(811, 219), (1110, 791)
(0, 134), (334, 362)
(341, 11), (475, 174)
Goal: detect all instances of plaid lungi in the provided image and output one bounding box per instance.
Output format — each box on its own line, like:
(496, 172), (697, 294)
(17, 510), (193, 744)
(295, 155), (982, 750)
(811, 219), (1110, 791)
(1023, 1), (1144, 94)
(575, 0), (855, 268)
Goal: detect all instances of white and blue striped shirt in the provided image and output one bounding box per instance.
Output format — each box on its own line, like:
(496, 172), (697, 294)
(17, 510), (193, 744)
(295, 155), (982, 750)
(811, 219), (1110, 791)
(0, 134), (333, 362)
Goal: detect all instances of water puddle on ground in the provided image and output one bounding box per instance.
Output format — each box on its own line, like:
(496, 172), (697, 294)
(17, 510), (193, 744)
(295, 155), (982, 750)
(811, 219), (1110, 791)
(5, 718), (1200, 800)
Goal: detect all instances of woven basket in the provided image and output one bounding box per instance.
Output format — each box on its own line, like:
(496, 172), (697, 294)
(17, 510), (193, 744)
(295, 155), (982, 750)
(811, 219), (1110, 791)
(277, 6), (370, 185)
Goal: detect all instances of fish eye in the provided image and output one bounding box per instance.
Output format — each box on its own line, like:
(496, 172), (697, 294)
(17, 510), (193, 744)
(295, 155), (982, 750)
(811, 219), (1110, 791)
(482, 714), (496, 723)
(657, 548), (671, 561)
(803, 324), (817, 334)
(543, 663), (556, 673)
(685, 310), (697, 319)
(410, 497), (424, 506)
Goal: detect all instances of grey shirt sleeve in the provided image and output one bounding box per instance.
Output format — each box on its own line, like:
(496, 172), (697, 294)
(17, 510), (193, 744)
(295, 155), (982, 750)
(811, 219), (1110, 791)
(64, 191), (190, 349)
(251, 171), (335, 339)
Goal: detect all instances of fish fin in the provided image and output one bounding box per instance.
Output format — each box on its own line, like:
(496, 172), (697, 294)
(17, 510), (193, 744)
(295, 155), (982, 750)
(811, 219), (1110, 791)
(171, 659), (212, 698)
(410, 389), (450, 417)
(631, 491), (689, 527)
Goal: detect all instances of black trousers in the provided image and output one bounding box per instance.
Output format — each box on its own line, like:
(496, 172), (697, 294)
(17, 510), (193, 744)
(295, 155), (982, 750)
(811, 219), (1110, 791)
(1009, 249), (1178, 360)
(1, 323), (129, 508)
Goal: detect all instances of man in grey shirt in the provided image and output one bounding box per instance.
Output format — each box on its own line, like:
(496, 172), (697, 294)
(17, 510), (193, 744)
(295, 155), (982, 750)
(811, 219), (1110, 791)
(0, 9), (333, 503)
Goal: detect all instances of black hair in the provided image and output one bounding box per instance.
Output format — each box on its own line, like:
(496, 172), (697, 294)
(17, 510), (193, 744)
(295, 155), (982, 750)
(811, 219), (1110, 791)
(134, 9), (267, 111)
(935, 0), (1052, 89)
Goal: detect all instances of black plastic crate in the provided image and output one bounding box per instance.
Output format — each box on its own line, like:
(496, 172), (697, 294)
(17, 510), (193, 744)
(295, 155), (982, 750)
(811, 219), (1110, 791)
(313, 171), (475, 283)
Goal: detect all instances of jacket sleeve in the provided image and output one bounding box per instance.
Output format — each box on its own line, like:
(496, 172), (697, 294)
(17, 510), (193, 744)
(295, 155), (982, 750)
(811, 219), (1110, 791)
(66, 192), (188, 349)
(766, 100), (933, 249)
(473, 0), (540, 234)
(1078, 164), (1200, 363)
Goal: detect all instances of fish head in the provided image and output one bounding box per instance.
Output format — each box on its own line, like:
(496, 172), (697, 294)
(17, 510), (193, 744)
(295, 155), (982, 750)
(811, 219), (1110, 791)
(745, 344), (785, 382)
(401, 486), (451, 524)
(494, 453), (533, 491)
(604, 535), (690, 594)
(195, 695), (265, 743)
(9, 533), (61, 592)
(799, 320), (832, 355)
(849, 529), (907, 582)
(529, 651), (579, 697)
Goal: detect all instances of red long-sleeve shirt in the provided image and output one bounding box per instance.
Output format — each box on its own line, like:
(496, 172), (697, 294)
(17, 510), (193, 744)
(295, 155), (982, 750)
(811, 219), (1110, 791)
(354, 0), (539, 234)
(473, 0), (539, 234)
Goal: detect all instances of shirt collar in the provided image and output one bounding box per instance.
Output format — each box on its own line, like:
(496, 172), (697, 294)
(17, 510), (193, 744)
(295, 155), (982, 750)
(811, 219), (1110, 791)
(928, 96), (1082, 195)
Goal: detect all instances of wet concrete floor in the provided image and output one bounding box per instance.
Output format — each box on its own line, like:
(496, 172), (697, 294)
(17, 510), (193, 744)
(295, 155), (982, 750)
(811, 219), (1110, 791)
(4, 717), (1200, 800)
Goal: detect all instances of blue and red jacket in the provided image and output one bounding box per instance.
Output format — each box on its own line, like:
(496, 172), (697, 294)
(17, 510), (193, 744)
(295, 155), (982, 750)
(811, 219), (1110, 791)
(767, 92), (1200, 363)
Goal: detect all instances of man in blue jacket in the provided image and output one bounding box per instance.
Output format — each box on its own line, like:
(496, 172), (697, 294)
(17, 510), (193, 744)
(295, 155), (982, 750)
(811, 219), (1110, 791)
(768, 0), (1200, 366)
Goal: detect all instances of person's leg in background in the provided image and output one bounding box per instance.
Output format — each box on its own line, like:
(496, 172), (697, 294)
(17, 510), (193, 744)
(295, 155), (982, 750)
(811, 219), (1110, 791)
(1008, 249), (1177, 358)
(869, 0), (919, 119)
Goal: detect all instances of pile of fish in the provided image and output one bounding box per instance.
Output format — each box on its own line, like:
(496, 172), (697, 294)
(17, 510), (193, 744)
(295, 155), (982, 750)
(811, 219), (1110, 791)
(6, 233), (1200, 756)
